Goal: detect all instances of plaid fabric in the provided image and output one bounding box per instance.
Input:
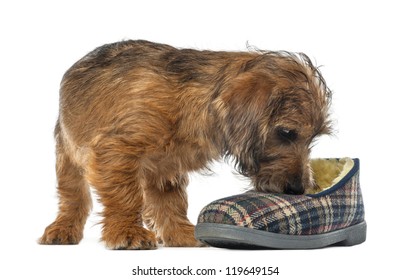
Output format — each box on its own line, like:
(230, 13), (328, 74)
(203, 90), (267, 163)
(197, 159), (364, 235)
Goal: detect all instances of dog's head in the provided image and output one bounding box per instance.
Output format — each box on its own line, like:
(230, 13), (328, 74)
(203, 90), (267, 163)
(215, 51), (332, 194)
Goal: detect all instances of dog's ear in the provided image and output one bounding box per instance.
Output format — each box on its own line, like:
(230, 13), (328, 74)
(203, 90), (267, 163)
(214, 72), (274, 176)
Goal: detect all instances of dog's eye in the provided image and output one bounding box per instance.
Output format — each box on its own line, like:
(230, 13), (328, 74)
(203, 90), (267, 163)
(277, 128), (298, 142)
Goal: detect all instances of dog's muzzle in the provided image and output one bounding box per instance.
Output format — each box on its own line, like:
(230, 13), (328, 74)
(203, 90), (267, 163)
(284, 178), (304, 195)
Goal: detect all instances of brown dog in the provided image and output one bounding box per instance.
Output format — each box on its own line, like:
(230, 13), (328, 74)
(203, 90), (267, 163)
(39, 40), (331, 249)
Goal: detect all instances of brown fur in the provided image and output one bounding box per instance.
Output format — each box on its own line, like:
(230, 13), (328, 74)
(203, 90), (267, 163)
(39, 40), (331, 249)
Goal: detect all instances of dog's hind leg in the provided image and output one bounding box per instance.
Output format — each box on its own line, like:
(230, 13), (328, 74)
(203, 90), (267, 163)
(39, 123), (92, 245)
(143, 174), (203, 247)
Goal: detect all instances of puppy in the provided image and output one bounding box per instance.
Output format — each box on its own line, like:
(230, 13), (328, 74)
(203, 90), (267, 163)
(39, 40), (331, 249)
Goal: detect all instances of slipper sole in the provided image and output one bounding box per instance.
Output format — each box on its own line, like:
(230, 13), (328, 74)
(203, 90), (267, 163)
(195, 220), (366, 249)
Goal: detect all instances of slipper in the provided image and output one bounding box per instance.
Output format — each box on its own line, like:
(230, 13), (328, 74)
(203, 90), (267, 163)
(195, 158), (366, 249)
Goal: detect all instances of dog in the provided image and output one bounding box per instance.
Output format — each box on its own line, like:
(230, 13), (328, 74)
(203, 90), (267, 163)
(39, 40), (332, 249)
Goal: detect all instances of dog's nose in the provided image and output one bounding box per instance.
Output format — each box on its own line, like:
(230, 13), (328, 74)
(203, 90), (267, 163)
(285, 180), (304, 195)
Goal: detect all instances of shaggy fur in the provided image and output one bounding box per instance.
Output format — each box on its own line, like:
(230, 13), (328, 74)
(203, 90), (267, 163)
(39, 40), (332, 249)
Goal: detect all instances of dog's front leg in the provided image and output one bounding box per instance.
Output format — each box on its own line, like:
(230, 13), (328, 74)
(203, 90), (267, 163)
(86, 135), (157, 250)
(143, 174), (203, 247)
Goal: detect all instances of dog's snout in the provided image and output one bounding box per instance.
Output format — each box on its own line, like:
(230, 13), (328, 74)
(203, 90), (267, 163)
(285, 179), (304, 195)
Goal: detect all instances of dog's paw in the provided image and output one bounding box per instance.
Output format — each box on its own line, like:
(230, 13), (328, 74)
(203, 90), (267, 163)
(162, 223), (204, 247)
(38, 222), (83, 245)
(102, 226), (157, 250)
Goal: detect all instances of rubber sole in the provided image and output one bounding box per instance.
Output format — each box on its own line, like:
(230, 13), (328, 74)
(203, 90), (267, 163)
(195, 221), (367, 249)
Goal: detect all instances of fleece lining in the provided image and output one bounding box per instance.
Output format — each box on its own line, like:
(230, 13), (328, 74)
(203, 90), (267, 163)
(309, 158), (354, 194)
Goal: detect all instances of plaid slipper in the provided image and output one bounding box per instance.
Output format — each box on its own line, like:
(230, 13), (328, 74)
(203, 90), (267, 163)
(195, 158), (366, 249)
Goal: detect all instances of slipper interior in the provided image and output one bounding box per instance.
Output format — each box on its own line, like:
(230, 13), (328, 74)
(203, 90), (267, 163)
(308, 158), (356, 195)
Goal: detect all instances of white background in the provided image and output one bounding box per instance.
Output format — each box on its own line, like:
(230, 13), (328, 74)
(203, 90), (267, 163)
(1, 0), (410, 279)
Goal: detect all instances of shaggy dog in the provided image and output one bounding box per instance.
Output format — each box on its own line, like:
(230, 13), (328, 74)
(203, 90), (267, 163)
(39, 40), (331, 249)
